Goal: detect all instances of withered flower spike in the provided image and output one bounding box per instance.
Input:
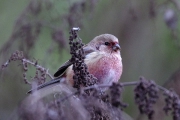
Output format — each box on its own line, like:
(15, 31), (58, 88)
(134, 77), (159, 120)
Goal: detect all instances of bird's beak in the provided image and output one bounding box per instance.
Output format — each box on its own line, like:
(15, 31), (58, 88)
(112, 43), (121, 51)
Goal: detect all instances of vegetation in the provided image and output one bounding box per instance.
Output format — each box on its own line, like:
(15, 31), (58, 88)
(1, 0), (180, 120)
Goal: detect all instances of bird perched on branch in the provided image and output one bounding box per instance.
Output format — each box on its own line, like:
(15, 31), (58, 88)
(28, 34), (122, 93)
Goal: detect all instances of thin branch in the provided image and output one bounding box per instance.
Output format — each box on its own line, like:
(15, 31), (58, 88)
(22, 58), (54, 79)
(57, 81), (176, 104)
(157, 84), (170, 93)
(121, 81), (139, 86)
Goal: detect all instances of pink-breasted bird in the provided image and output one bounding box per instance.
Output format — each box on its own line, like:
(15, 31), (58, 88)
(28, 34), (122, 93)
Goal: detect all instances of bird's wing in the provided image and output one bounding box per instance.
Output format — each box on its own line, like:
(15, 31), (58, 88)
(83, 45), (96, 55)
(53, 45), (96, 77)
(53, 60), (72, 77)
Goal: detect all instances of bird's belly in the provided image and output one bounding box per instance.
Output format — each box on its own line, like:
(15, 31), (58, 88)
(65, 54), (122, 86)
(87, 56), (122, 85)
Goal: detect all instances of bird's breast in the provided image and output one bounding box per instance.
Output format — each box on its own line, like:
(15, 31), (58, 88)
(85, 52), (122, 85)
(65, 51), (123, 86)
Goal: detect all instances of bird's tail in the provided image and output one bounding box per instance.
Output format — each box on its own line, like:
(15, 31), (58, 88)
(27, 77), (64, 94)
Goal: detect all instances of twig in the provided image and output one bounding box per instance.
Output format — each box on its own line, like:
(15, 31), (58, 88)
(55, 82), (125, 102)
(57, 81), (177, 103)
(1, 51), (54, 86)
(22, 58), (53, 79)
(157, 84), (169, 93)
(121, 81), (139, 86)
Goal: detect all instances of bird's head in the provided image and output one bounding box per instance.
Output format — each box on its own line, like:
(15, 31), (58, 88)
(89, 34), (121, 54)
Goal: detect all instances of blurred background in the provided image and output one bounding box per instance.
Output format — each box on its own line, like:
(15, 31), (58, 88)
(0, 0), (180, 120)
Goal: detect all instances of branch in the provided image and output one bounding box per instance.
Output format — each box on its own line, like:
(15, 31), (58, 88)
(1, 50), (54, 85)
(22, 58), (53, 79)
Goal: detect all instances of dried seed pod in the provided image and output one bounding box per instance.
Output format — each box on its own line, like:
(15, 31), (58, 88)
(163, 90), (180, 120)
(110, 83), (128, 109)
(68, 28), (97, 90)
(134, 77), (159, 120)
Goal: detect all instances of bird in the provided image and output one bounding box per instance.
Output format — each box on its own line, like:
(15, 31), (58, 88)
(28, 34), (122, 93)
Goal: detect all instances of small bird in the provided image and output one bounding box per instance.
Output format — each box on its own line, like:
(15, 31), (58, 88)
(28, 34), (122, 93)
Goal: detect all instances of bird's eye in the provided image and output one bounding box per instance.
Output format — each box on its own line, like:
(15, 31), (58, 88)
(105, 42), (110, 46)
